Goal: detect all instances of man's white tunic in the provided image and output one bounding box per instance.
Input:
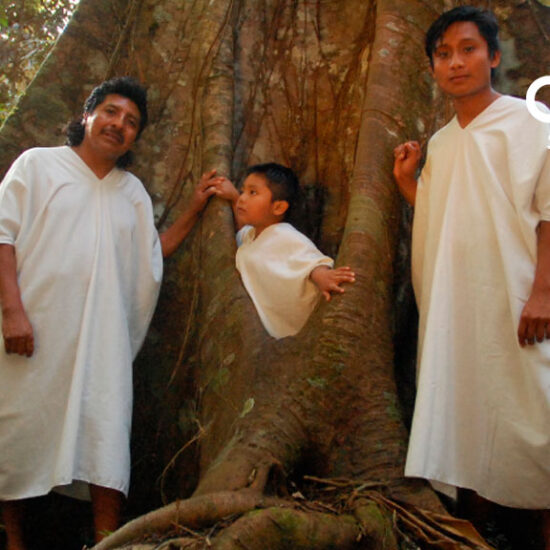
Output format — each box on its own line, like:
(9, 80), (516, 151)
(406, 96), (550, 508)
(236, 223), (333, 339)
(0, 146), (163, 500)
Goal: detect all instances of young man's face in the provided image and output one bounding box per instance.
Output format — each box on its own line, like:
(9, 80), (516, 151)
(431, 21), (501, 100)
(82, 94), (141, 162)
(236, 173), (287, 234)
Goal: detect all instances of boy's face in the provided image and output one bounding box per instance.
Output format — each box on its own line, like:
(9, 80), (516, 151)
(431, 21), (500, 100)
(237, 173), (288, 235)
(81, 94), (141, 162)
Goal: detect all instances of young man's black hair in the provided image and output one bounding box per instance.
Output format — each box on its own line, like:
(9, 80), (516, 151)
(425, 6), (500, 67)
(66, 76), (148, 169)
(246, 162), (300, 221)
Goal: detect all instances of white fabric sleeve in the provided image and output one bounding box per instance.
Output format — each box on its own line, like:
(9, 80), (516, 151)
(534, 147), (550, 222)
(531, 103), (550, 220)
(0, 157), (28, 245)
(236, 225), (252, 247)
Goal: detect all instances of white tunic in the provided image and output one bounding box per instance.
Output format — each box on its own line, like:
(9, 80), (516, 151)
(236, 223), (333, 339)
(0, 146), (163, 500)
(406, 96), (550, 508)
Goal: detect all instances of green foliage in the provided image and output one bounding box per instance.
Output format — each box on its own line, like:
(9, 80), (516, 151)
(0, 0), (78, 123)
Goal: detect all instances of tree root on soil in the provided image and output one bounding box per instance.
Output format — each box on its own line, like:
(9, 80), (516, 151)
(90, 484), (494, 550)
(207, 506), (361, 549)
(91, 489), (284, 550)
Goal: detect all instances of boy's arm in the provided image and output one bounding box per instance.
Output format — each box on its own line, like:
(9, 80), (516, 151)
(518, 220), (550, 346)
(160, 170), (222, 258)
(0, 244), (34, 357)
(310, 265), (355, 301)
(212, 177), (242, 229)
(393, 141), (422, 206)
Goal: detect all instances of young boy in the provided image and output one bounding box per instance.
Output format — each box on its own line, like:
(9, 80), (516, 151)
(216, 163), (354, 339)
(393, 6), (550, 546)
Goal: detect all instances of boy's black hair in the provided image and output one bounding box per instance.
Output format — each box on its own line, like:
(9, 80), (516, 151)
(65, 76), (148, 169)
(425, 6), (500, 68)
(246, 163), (300, 221)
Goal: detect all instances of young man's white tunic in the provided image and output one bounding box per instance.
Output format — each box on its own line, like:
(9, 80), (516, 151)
(236, 223), (333, 339)
(406, 96), (550, 508)
(0, 146), (163, 500)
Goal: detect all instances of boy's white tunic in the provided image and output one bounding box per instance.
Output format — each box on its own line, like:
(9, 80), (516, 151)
(236, 223), (333, 339)
(407, 96), (550, 508)
(0, 146), (162, 500)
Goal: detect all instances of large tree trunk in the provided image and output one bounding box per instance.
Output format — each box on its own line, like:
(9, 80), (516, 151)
(1, 0), (548, 548)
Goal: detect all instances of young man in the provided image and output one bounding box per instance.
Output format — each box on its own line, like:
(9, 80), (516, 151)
(0, 77), (221, 549)
(215, 163), (355, 338)
(393, 6), (550, 546)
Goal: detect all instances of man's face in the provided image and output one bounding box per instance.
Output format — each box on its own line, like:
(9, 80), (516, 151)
(82, 94), (141, 162)
(431, 21), (501, 100)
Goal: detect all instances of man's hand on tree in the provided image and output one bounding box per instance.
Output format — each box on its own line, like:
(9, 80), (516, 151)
(187, 169), (223, 215)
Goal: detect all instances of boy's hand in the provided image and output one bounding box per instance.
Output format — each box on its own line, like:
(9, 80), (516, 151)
(393, 141), (421, 206)
(212, 176), (240, 205)
(310, 265), (355, 301)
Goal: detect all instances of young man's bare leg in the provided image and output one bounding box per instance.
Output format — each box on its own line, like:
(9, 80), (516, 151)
(457, 488), (494, 531)
(542, 510), (550, 550)
(2, 499), (27, 550)
(89, 484), (123, 543)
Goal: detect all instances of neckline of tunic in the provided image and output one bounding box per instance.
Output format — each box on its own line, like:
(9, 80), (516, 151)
(454, 94), (509, 131)
(247, 222), (290, 243)
(65, 146), (121, 183)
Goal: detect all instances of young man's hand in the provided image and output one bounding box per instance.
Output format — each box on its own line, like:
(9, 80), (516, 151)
(393, 141), (422, 206)
(517, 288), (550, 346)
(518, 221), (550, 346)
(310, 265), (355, 301)
(2, 306), (34, 357)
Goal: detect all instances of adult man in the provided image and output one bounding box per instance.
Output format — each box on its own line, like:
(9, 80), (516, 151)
(393, 6), (550, 547)
(0, 77), (221, 549)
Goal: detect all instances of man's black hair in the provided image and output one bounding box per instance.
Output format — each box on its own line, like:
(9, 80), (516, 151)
(425, 6), (500, 68)
(246, 162), (300, 221)
(65, 76), (148, 169)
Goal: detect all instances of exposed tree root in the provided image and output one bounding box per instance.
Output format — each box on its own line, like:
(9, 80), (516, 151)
(353, 501), (399, 550)
(367, 493), (493, 550)
(209, 507), (361, 549)
(117, 539), (203, 549)
(91, 489), (284, 550)
(91, 481), (492, 550)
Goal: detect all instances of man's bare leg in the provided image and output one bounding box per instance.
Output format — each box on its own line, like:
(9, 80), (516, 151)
(89, 484), (123, 543)
(2, 500), (27, 550)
